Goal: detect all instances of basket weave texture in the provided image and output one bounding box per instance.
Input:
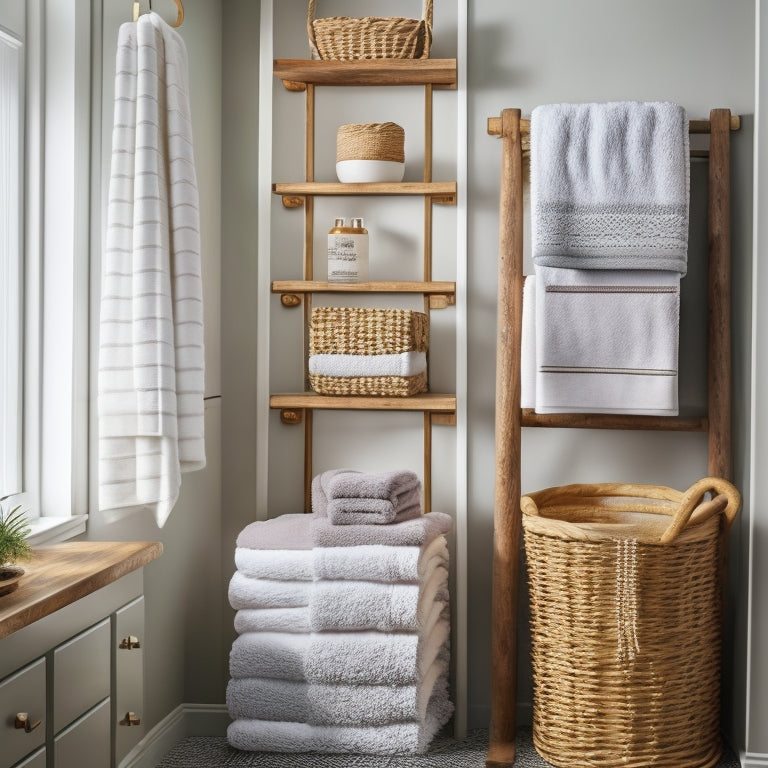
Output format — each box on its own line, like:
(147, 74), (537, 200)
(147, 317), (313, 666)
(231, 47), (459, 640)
(309, 307), (429, 397)
(308, 0), (433, 61)
(337, 123), (405, 163)
(521, 478), (741, 768)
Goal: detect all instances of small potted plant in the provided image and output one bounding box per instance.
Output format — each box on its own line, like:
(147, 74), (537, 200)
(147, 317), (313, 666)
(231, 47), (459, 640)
(0, 503), (32, 596)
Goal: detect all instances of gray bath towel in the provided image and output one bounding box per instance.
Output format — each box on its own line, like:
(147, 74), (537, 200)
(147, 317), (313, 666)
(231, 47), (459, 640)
(327, 485), (422, 525)
(236, 513), (313, 550)
(226, 655), (448, 725)
(312, 511), (452, 548)
(531, 101), (690, 273)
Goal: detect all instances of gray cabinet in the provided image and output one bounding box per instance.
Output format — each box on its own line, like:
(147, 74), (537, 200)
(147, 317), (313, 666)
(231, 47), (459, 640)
(0, 571), (147, 768)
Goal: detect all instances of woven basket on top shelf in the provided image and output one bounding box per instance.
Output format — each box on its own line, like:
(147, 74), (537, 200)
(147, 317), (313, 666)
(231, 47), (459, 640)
(521, 477), (741, 768)
(309, 306), (429, 397)
(308, 0), (433, 61)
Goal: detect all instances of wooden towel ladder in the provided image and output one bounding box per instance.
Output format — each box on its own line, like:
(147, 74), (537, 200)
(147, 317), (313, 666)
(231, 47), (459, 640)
(484, 107), (740, 767)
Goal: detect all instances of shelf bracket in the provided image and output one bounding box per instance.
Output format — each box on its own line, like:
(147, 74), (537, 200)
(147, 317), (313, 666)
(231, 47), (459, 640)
(282, 195), (305, 209)
(280, 293), (302, 308)
(432, 193), (456, 205)
(280, 408), (304, 425)
(431, 412), (457, 427)
(429, 294), (455, 310)
(281, 79), (306, 92)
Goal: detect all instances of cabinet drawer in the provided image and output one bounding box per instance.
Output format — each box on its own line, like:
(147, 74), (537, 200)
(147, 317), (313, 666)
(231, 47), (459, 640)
(115, 596), (145, 762)
(53, 619), (110, 733)
(53, 698), (110, 768)
(12, 747), (45, 768)
(0, 658), (46, 768)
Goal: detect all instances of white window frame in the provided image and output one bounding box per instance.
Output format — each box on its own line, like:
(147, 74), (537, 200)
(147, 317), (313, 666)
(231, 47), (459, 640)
(0, 0), (91, 544)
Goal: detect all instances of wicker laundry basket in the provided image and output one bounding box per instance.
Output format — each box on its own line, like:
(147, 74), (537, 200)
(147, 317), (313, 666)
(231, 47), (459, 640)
(309, 306), (429, 397)
(308, 0), (433, 61)
(521, 477), (741, 768)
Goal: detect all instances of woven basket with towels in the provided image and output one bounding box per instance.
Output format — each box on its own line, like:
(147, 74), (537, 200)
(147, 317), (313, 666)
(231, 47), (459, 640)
(309, 306), (429, 397)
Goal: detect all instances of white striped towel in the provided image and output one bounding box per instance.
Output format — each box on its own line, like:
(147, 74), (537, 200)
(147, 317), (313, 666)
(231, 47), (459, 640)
(98, 12), (204, 527)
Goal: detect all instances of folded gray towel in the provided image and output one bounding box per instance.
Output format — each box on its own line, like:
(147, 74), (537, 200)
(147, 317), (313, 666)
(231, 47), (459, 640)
(327, 484), (422, 525)
(311, 511), (452, 548)
(236, 513), (313, 550)
(327, 469), (421, 500)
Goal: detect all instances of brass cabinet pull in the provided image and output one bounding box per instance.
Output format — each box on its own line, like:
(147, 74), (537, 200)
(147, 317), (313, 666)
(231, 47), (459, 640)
(14, 712), (42, 733)
(119, 711), (141, 726)
(119, 635), (141, 650)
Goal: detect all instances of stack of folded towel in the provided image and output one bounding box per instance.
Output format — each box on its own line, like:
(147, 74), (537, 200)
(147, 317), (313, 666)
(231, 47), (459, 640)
(226, 469), (453, 755)
(523, 101), (690, 415)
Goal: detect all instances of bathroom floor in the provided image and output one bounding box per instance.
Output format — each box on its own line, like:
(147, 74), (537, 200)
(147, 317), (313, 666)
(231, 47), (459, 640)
(155, 728), (741, 767)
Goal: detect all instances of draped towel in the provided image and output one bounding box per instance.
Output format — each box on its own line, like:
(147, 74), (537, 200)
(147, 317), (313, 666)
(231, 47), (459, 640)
(98, 12), (204, 527)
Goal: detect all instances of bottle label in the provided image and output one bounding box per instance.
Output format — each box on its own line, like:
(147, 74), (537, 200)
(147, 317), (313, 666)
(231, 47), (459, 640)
(328, 233), (369, 283)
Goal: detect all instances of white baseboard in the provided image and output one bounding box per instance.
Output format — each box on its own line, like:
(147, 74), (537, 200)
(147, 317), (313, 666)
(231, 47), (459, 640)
(744, 753), (768, 767)
(119, 703), (229, 768)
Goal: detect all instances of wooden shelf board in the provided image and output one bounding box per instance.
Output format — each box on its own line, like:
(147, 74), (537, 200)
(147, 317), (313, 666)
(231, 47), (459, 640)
(272, 280), (456, 295)
(270, 392), (457, 412)
(521, 409), (708, 432)
(274, 58), (458, 89)
(273, 181), (457, 198)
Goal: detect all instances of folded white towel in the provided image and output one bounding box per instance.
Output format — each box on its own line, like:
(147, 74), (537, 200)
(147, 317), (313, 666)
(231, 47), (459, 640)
(535, 266), (680, 414)
(313, 536), (448, 583)
(228, 572), (312, 610)
(226, 654), (448, 725)
(531, 101), (689, 273)
(521, 275), (536, 410)
(234, 548), (314, 581)
(98, 12), (204, 526)
(310, 564), (448, 632)
(230, 619), (450, 686)
(234, 607), (310, 634)
(308, 352), (427, 378)
(226, 676), (453, 754)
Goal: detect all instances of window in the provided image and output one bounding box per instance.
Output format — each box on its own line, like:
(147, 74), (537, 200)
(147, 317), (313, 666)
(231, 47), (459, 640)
(0, 0), (90, 542)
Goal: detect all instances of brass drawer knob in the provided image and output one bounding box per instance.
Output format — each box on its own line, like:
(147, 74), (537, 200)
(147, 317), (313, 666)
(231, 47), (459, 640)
(15, 713), (42, 733)
(119, 711), (141, 726)
(119, 635), (141, 650)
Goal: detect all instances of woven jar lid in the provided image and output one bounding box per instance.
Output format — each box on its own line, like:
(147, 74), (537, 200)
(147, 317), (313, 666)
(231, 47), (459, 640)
(336, 122), (405, 163)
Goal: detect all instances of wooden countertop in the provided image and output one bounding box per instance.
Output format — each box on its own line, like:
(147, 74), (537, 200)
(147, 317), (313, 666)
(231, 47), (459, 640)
(0, 541), (163, 640)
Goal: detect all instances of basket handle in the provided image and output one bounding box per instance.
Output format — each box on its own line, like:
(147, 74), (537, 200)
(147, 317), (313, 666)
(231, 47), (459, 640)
(308, 0), (434, 30)
(659, 476), (741, 544)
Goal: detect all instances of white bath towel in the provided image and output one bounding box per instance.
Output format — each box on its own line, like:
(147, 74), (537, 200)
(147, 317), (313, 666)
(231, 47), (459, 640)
(521, 275), (536, 410)
(309, 352), (427, 378)
(98, 12), (204, 527)
(234, 548), (314, 581)
(531, 101), (689, 273)
(226, 677), (453, 754)
(228, 572), (312, 610)
(310, 564), (449, 632)
(226, 654), (449, 725)
(535, 266), (680, 414)
(234, 607), (310, 634)
(313, 536), (449, 583)
(230, 619), (450, 686)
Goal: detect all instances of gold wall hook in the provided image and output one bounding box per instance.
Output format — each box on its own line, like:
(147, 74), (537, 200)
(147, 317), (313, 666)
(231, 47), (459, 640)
(15, 713), (42, 733)
(119, 711), (142, 726)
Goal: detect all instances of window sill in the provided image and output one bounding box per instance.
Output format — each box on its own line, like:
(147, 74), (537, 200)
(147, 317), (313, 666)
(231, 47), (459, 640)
(26, 515), (87, 546)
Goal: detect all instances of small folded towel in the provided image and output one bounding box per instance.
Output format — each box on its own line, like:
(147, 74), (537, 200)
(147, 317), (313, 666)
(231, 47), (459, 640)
(531, 101), (690, 273)
(312, 511), (452, 548)
(327, 469), (421, 500)
(326, 484), (422, 526)
(535, 266), (680, 415)
(230, 619), (450, 686)
(308, 352), (427, 378)
(313, 535), (448, 583)
(234, 548), (314, 581)
(226, 677), (453, 754)
(234, 607), (310, 634)
(226, 654), (448, 725)
(236, 513), (313, 550)
(228, 572), (312, 610)
(310, 563), (448, 632)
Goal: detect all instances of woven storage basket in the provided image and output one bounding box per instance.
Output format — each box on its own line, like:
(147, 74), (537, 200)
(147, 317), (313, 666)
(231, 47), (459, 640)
(521, 477), (741, 768)
(308, 0), (433, 61)
(337, 123), (405, 163)
(309, 306), (428, 397)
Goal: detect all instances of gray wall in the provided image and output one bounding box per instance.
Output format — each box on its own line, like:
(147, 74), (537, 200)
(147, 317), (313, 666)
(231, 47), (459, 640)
(87, 0), (758, 753)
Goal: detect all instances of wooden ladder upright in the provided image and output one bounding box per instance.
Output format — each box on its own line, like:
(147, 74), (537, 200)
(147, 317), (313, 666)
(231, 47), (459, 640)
(485, 107), (739, 767)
